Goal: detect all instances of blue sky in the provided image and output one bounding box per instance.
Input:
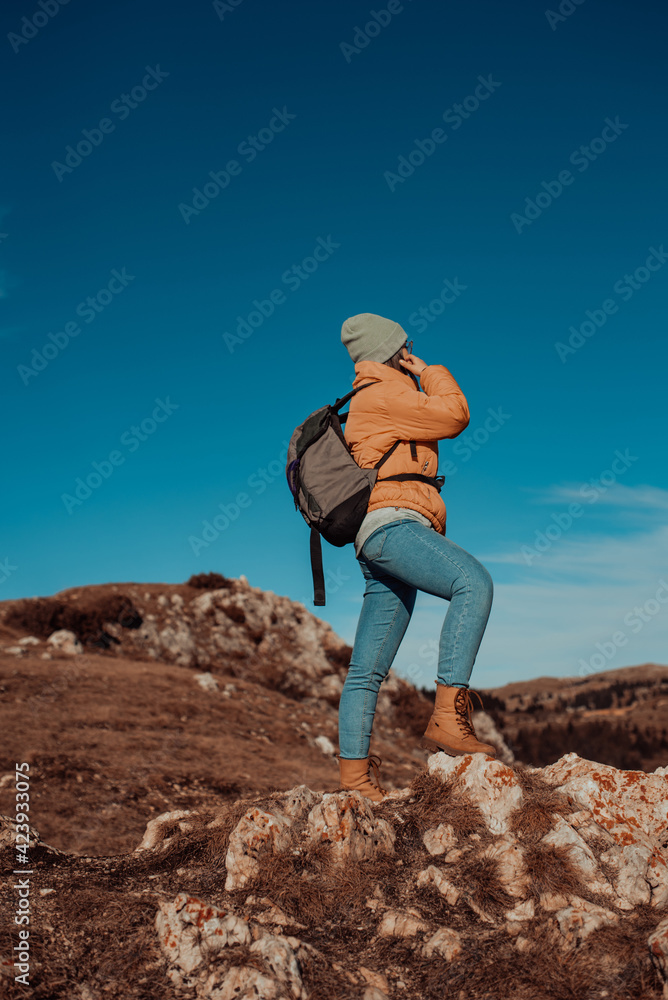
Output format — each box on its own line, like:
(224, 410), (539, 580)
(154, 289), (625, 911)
(2, 0), (667, 690)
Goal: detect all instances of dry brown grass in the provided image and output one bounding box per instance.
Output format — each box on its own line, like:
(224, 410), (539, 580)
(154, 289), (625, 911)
(245, 840), (393, 928)
(0, 885), (170, 1000)
(1, 788), (663, 1000)
(186, 572), (234, 589)
(521, 840), (590, 900)
(368, 901), (664, 1000)
(3, 592), (142, 646)
(404, 771), (490, 839)
(509, 762), (574, 841)
(297, 949), (360, 1000)
(453, 852), (518, 918)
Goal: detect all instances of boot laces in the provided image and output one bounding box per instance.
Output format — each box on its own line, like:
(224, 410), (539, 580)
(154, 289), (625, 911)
(367, 754), (387, 796)
(454, 688), (484, 738)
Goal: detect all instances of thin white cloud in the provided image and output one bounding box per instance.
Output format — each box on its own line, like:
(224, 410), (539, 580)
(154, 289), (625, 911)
(528, 482), (668, 510)
(482, 524), (668, 581)
(408, 519), (668, 687)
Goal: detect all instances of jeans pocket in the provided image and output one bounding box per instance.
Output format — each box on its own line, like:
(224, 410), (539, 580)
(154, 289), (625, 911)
(361, 527), (386, 561)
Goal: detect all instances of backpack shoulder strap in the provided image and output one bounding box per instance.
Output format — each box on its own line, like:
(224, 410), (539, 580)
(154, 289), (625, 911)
(335, 382), (376, 423)
(337, 385), (416, 459)
(310, 526), (326, 606)
(374, 439), (401, 470)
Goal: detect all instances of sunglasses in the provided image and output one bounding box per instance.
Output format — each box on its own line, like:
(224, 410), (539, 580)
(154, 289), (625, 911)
(405, 340), (413, 355)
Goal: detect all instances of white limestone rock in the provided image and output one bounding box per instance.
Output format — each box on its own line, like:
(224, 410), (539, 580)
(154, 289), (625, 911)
(250, 932), (306, 999)
(158, 621), (195, 666)
(481, 833), (530, 898)
(378, 909), (429, 938)
(427, 753), (523, 835)
(541, 814), (614, 899)
(194, 672), (219, 692)
(46, 629), (83, 655)
(314, 735), (336, 756)
(307, 792), (395, 861)
(155, 893), (251, 977)
(136, 809), (194, 852)
(422, 926), (463, 961)
(422, 822), (457, 856)
(280, 785), (320, 821)
(416, 866), (460, 906)
(542, 752), (668, 843)
(225, 808), (293, 891)
(551, 896), (619, 950)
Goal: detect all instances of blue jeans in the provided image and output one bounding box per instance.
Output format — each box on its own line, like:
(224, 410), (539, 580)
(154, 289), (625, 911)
(338, 518), (494, 759)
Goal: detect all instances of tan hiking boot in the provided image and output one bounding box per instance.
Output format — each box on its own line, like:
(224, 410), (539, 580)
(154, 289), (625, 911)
(337, 754), (387, 802)
(421, 684), (497, 757)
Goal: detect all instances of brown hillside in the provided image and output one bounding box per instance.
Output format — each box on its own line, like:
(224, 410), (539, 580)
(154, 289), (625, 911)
(1, 575), (668, 999)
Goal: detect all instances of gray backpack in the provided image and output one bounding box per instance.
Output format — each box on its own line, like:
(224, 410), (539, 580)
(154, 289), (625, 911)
(286, 382), (445, 605)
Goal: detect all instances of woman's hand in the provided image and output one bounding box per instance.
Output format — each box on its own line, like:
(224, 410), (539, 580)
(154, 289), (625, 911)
(399, 353), (428, 376)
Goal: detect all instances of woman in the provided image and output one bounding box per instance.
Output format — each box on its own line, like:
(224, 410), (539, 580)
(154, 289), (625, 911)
(338, 312), (495, 802)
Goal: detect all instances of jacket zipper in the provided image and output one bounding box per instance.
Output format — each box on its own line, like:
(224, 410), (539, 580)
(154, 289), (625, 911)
(422, 460), (429, 473)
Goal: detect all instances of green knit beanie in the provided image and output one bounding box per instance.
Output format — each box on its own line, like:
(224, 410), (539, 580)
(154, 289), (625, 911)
(341, 312), (407, 364)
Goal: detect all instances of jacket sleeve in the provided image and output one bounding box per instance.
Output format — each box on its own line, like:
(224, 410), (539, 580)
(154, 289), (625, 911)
(383, 365), (470, 440)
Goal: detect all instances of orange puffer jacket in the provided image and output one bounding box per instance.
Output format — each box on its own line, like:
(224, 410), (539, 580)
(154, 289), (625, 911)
(343, 361), (470, 534)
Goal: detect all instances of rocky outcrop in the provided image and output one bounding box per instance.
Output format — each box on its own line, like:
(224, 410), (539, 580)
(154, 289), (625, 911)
(0, 578), (430, 735)
(140, 752), (668, 998)
(2, 750), (668, 998)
